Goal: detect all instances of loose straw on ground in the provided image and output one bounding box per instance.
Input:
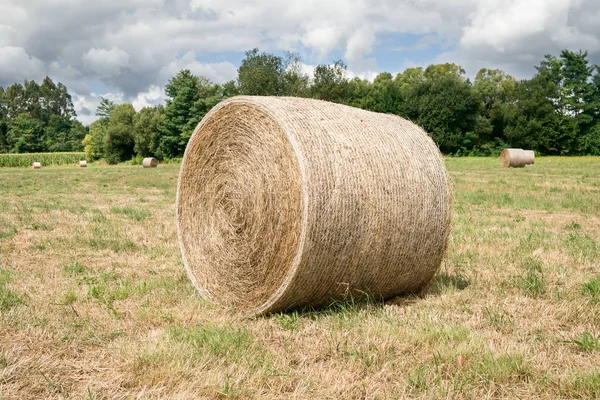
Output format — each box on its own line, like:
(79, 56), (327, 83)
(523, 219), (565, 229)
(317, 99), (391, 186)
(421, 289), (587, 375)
(500, 148), (535, 168)
(177, 96), (453, 316)
(143, 157), (158, 168)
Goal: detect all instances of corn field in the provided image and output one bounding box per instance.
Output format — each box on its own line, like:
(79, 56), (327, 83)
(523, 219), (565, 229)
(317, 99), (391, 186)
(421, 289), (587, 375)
(0, 152), (86, 168)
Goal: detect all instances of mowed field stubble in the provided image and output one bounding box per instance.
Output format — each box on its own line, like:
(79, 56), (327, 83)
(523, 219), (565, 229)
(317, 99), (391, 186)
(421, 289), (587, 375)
(1, 157), (599, 399)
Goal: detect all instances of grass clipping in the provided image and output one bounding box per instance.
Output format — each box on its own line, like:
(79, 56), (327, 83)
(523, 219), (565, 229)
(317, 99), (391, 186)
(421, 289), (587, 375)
(500, 148), (535, 168)
(177, 96), (452, 316)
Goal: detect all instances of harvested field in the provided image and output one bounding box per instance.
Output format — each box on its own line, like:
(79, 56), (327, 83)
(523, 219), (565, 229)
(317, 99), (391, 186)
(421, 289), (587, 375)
(1, 157), (599, 399)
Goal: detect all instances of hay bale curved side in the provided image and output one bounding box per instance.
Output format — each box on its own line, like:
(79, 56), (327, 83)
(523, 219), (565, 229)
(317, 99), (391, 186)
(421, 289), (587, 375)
(79, 160), (87, 167)
(32, 162), (41, 169)
(523, 150), (535, 164)
(142, 157), (158, 168)
(177, 96), (452, 315)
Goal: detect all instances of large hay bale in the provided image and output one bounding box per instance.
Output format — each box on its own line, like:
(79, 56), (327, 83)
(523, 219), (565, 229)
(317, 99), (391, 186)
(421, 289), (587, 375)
(79, 160), (87, 167)
(143, 157), (158, 168)
(500, 148), (535, 168)
(177, 96), (452, 315)
(32, 162), (41, 169)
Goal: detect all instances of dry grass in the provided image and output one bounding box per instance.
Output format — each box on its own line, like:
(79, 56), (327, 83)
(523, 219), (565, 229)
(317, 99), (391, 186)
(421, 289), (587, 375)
(1, 157), (599, 399)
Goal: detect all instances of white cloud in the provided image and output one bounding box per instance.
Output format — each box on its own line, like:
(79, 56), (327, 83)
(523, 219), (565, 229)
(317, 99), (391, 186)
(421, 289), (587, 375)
(71, 92), (125, 126)
(82, 47), (130, 78)
(0, 46), (45, 85)
(131, 85), (164, 111)
(158, 52), (237, 84)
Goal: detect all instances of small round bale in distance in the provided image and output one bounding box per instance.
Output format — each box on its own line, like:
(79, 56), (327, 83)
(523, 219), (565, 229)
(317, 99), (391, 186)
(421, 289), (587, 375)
(32, 162), (41, 169)
(500, 148), (535, 168)
(142, 157), (158, 168)
(79, 160), (87, 167)
(177, 96), (452, 316)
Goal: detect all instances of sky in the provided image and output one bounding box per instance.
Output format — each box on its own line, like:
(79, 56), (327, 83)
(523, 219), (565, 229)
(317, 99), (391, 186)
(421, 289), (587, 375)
(1, 0), (600, 125)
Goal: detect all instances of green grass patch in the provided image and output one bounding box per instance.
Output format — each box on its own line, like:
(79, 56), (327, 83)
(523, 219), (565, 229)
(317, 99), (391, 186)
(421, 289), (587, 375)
(166, 324), (254, 358)
(519, 258), (546, 297)
(63, 262), (88, 277)
(273, 311), (301, 331)
(473, 354), (531, 384)
(572, 332), (600, 352)
(0, 269), (24, 311)
(110, 206), (151, 221)
(567, 370), (600, 398)
(0, 226), (17, 240)
(582, 275), (600, 303)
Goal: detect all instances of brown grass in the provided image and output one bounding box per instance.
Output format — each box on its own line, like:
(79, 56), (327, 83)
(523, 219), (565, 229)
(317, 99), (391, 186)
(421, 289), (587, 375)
(1, 157), (599, 399)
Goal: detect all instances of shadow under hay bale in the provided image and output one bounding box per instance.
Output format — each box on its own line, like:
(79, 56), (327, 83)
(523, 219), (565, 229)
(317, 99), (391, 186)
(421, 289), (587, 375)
(143, 157), (158, 168)
(500, 148), (535, 168)
(177, 96), (453, 316)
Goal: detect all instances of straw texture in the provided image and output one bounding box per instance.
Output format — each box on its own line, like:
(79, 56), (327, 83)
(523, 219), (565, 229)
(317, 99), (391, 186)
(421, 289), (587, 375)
(177, 96), (452, 316)
(32, 162), (41, 169)
(79, 160), (87, 167)
(143, 157), (158, 168)
(500, 148), (535, 168)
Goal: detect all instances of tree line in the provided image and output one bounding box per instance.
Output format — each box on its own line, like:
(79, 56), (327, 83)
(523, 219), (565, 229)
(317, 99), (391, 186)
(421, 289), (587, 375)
(0, 77), (86, 153)
(2, 48), (600, 162)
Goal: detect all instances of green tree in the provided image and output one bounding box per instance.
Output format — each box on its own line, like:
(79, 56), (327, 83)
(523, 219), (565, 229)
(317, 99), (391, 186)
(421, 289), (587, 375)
(83, 119), (108, 161)
(347, 77), (374, 109)
(7, 113), (45, 153)
(96, 97), (116, 119)
(368, 72), (402, 114)
(103, 104), (137, 164)
(472, 68), (517, 153)
(424, 63), (466, 81)
(237, 48), (285, 96)
(162, 70), (200, 157)
(504, 76), (577, 155)
(134, 105), (165, 158)
(281, 52), (310, 97)
(0, 87), (8, 153)
(311, 60), (349, 103)
(404, 72), (479, 154)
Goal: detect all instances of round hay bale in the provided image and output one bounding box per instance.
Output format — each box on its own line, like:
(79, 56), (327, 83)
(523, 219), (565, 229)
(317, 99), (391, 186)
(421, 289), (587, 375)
(177, 96), (452, 316)
(500, 148), (535, 168)
(32, 162), (41, 169)
(79, 160), (87, 168)
(143, 157), (158, 168)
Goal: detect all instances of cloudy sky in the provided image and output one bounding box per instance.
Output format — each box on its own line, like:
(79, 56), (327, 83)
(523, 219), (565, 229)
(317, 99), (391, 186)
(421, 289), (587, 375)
(2, 0), (600, 125)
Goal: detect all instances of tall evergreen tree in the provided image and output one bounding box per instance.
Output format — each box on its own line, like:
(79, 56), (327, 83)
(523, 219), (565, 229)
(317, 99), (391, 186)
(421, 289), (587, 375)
(162, 69), (200, 157)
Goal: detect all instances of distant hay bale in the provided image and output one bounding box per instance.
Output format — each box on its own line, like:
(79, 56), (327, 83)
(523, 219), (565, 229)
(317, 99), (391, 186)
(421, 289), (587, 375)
(32, 162), (41, 169)
(143, 157), (158, 168)
(176, 96), (452, 316)
(500, 148), (535, 168)
(79, 160), (87, 167)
